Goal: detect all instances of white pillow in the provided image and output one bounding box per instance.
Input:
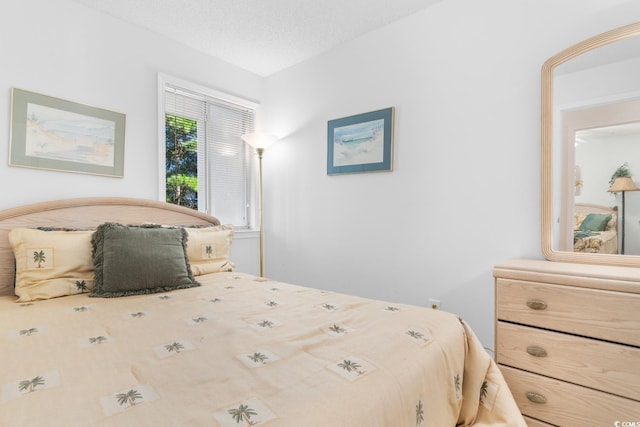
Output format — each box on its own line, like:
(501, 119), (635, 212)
(184, 225), (235, 275)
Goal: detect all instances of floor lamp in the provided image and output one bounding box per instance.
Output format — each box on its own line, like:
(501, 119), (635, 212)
(607, 176), (639, 254)
(241, 132), (278, 277)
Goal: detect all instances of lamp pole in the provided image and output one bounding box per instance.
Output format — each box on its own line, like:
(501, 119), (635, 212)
(621, 189), (630, 255)
(256, 147), (265, 277)
(608, 176), (640, 255)
(241, 132), (277, 278)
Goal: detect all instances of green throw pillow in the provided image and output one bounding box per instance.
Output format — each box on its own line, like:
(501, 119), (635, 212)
(90, 223), (199, 297)
(579, 213), (612, 232)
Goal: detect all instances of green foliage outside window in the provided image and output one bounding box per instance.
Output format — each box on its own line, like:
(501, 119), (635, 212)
(166, 114), (198, 209)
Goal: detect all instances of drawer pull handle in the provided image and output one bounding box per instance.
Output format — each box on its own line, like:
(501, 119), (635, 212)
(526, 392), (547, 404)
(526, 299), (548, 310)
(526, 346), (548, 357)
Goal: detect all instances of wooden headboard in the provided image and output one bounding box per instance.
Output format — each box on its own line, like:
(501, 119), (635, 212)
(0, 197), (221, 296)
(574, 203), (618, 217)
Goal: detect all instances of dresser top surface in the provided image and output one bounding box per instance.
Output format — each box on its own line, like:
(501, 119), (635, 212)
(494, 259), (640, 294)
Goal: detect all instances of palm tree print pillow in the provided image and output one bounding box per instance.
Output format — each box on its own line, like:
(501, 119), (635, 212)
(183, 225), (235, 275)
(8, 228), (95, 302)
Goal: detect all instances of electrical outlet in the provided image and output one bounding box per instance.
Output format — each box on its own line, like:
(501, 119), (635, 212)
(429, 298), (441, 310)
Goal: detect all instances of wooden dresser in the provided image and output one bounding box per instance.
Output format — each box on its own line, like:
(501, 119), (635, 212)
(494, 259), (640, 426)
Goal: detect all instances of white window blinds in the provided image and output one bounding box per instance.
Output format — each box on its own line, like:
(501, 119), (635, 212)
(163, 82), (256, 227)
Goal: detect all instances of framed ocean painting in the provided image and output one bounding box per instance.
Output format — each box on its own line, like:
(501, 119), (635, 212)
(9, 88), (126, 177)
(327, 107), (394, 175)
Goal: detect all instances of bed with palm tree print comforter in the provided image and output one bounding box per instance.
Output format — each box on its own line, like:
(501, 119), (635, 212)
(0, 271), (525, 426)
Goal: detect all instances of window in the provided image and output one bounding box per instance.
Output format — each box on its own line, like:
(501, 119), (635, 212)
(159, 75), (257, 228)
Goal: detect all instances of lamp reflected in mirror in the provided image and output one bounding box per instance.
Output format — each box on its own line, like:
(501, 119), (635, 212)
(607, 176), (640, 254)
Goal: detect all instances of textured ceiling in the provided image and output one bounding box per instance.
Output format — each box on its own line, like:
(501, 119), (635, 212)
(72, 0), (444, 76)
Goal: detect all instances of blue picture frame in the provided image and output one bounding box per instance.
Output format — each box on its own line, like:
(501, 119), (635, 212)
(327, 107), (394, 175)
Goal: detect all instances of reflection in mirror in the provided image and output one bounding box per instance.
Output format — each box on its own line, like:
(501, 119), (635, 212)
(558, 101), (640, 256)
(541, 21), (640, 267)
(574, 122), (640, 255)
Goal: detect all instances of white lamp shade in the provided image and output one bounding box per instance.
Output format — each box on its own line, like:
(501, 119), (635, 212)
(241, 132), (278, 150)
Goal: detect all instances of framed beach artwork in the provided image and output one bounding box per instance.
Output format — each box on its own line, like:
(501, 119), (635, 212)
(9, 88), (126, 177)
(327, 107), (394, 175)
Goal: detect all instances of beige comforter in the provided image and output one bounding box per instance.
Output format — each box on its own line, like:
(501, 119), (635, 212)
(0, 272), (525, 426)
(573, 229), (618, 253)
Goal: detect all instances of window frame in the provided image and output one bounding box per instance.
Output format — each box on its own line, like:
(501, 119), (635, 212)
(157, 73), (260, 230)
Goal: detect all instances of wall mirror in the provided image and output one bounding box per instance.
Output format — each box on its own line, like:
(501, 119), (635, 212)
(542, 21), (640, 267)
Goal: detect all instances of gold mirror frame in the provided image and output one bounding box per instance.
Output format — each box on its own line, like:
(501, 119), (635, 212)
(541, 21), (640, 267)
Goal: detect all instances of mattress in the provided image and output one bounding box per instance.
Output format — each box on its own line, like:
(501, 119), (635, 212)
(0, 271), (524, 426)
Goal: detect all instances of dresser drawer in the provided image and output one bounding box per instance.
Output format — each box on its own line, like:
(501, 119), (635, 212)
(500, 365), (640, 426)
(496, 321), (640, 400)
(496, 278), (640, 346)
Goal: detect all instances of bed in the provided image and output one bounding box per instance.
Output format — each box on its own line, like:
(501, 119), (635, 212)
(0, 197), (525, 426)
(573, 203), (618, 254)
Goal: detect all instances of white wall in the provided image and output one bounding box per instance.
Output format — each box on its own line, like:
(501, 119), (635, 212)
(260, 0), (640, 347)
(576, 137), (640, 207)
(0, 0), (263, 274)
